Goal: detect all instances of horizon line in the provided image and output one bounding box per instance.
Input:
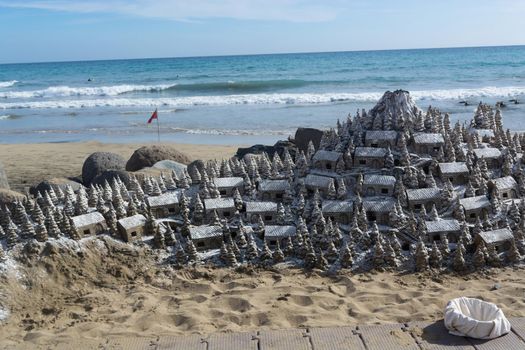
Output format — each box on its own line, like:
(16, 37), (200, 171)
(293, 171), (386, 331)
(2, 43), (525, 66)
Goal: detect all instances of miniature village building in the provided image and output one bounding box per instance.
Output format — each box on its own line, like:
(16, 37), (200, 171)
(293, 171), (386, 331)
(245, 201), (278, 223)
(353, 147), (387, 168)
(363, 174), (396, 196)
(488, 176), (518, 200)
(204, 197), (236, 222)
(438, 162), (469, 185)
(412, 133), (444, 156)
(322, 200), (353, 224)
(365, 130), (398, 148)
(146, 191), (180, 218)
(258, 179), (290, 201)
(362, 197), (395, 225)
(304, 174), (334, 196)
(476, 228), (514, 254)
(264, 225), (297, 247)
(189, 225), (223, 250)
(312, 150), (343, 171)
(71, 211), (107, 237)
(213, 177), (244, 196)
(473, 148), (502, 168)
(406, 187), (442, 211)
(459, 195), (491, 222)
(117, 214), (146, 242)
(425, 219), (461, 243)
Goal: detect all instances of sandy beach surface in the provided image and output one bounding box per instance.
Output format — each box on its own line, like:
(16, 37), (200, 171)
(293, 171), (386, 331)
(1, 142), (525, 349)
(0, 141), (240, 193)
(0, 236), (524, 349)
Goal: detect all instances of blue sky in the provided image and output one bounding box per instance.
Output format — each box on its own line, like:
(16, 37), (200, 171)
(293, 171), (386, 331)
(0, 0), (524, 63)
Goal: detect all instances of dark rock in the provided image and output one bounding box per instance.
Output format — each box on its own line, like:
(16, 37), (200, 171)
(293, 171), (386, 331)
(187, 159), (205, 176)
(30, 178), (83, 196)
(0, 189), (25, 206)
(236, 144), (276, 159)
(125, 145), (192, 172)
(294, 127), (324, 152)
(91, 170), (131, 187)
(236, 140), (298, 160)
(0, 161), (9, 190)
(82, 152), (126, 185)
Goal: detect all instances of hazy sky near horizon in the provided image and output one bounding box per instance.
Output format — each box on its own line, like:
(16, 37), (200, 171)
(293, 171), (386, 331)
(0, 0), (524, 63)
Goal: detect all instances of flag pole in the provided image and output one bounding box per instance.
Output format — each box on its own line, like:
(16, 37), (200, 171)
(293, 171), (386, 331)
(156, 108), (160, 143)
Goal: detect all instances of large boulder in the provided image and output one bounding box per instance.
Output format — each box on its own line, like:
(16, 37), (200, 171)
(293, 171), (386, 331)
(82, 152), (126, 185)
(236, 140), (298, 160)
(0, 161), (9, 190)
(152, 160), (187, 177)
(30, 178), (83, 196)
(91, 170), (131, 187)
(126, 145), (191, 171)
(0, 189), (25, 206)
(294, 127), (323, 152)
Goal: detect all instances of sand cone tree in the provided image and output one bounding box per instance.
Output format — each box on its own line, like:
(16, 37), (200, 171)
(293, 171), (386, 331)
(429, 241), (443, 268)
(473, 242), (487, 270)
(273, 241), (284, 263)
(415, 238), (429, 272)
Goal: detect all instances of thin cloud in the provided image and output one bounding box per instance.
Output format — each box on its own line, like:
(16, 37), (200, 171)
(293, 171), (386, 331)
(0, 0), (343, 22)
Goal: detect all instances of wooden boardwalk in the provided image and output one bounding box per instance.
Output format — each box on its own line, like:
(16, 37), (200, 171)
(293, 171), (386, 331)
(60, 318), (525, 349)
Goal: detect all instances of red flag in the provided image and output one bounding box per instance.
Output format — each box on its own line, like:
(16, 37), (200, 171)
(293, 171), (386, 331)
(147, 109), (158, 124)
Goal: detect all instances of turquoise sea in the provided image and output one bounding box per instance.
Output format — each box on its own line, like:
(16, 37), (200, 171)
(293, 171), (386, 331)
(1, 45), (525, 144)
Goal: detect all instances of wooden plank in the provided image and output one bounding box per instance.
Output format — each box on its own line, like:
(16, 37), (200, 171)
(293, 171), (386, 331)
(206, 331), (258, 350)
(258, 329), (311, 350)
(407, 321), (475, 350)
(467, 331), (525, 350)
(307, 326), (366, 350)
(510, 317), (525, 342)
(105, 337), (157, 350)
(156, 335), (206, 350)
(357, 323), (419, 350)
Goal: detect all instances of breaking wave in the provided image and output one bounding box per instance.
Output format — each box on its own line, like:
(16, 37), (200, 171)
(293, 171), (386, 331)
(1, 86), (525, 109)
(0, 80), (18, 88)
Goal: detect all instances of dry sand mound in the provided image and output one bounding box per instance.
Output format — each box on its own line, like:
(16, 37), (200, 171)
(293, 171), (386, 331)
(0, 236), (524, 348)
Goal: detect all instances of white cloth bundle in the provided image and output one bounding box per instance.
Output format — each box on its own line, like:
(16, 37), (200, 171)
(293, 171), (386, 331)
(444, 297), (511, 339)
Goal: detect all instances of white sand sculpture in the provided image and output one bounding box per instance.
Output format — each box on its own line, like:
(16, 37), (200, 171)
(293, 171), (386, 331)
(1, 90), (525, 273)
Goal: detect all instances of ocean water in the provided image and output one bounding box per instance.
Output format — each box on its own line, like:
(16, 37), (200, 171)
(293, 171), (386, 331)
(1, 45), (525, 144)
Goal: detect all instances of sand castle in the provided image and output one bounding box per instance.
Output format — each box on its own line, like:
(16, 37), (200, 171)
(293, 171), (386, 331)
(1, 89), (524, 273)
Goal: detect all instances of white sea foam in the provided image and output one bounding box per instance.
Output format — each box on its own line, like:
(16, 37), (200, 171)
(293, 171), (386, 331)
(0, 80), (17, 88)
(0, 115), (10, 120)
(1, 86), (524, 109)
(0, 83), (175, 99)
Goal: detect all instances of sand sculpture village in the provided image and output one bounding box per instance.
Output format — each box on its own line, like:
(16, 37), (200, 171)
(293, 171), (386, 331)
(2, 90), (525, 273)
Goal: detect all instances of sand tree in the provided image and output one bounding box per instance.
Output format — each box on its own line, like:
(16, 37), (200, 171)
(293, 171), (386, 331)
(453, 240), (467, 272)
(507, 239), (521, 264)
(316, 250), (329, 270)
(429, 241), (443, 268)
(283, 236), (294, 257)
(473, 242), (487, 270)
(45, 210), (61, 238)
(336, 178), (347, 200)
(186, 240), (200, 263)
(295, 151), (309, 177)
(246, 236), (259, 262)
(383, 238), (399, 268)
(373, 238), (385, 269)
(174, 243), (187, 267)
(415, 238), (429, 272)
(339, 242), (354, 269)
(5, 218), (19, 249)
(259, 241), (273, 266)
(273, 241), (284, 263)
(152, 225), (166, 249)
(304, 241), (317, 269)
(75, 187), (89, 215)
(326, 179), (337, 200)
(34, 222), (48, 242)
(306, 141), (316, 163)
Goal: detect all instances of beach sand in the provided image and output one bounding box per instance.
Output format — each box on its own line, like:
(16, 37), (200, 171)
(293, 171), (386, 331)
(1, 142), (525, 348)
(1, 236), (524, 349)
(0, 142), (240, 193)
